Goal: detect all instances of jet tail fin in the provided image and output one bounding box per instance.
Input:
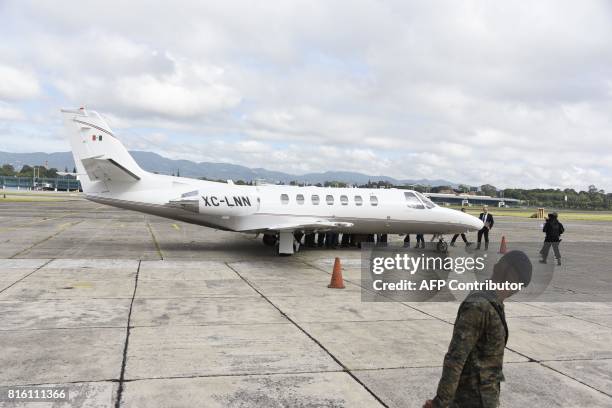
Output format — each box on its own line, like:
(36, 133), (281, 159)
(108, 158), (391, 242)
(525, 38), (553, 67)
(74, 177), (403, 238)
(61, 108), (145, 192)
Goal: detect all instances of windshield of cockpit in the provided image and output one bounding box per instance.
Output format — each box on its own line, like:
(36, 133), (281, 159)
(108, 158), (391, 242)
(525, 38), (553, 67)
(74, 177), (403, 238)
(414, 191), (437, 209)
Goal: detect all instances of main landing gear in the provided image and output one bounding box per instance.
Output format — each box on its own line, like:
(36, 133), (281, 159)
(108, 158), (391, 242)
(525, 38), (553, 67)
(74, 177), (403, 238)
(262, 233), (277, 247)
(262, 232), (300, 256)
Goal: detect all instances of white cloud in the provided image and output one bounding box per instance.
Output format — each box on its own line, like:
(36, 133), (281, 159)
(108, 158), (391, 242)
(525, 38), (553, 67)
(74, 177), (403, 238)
(48, 43), (241, 119)
(113, 64), (241, 118)
(0, 64), (40, 100)
(0, 0), (611, 190)
(0, 102), (25, 120)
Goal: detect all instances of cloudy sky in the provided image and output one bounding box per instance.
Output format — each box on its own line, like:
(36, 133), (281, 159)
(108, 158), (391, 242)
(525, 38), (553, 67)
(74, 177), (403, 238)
(1, 1), (611, 190)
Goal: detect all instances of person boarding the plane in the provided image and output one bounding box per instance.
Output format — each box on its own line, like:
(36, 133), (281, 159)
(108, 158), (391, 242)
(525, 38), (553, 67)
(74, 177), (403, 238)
(451, 207), (472, 247)
(416, 233), (425, 249)
(403, 234), (411, 248)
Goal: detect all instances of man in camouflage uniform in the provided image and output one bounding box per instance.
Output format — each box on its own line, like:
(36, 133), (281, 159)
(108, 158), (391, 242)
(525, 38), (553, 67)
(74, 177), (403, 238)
(424, 250), (533, 408)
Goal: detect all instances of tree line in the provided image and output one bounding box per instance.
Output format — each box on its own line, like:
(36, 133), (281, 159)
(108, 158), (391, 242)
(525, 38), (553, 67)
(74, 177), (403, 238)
(500, 186), (610, 209)
(422, 183), (611, 210)
(0, 164), (77, 179)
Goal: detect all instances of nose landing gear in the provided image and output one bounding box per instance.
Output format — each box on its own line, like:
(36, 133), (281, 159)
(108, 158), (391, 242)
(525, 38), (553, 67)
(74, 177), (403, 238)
(436, 239), (448, 253)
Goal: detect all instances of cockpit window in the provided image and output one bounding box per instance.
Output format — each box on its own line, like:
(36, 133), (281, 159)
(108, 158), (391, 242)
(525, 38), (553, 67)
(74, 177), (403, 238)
(404, 192), (425, 209)
(414, 191), (436, 209)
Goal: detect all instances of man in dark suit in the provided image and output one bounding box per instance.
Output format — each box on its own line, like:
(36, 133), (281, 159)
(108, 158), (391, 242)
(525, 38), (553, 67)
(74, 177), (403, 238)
(476, 206), (494, 250)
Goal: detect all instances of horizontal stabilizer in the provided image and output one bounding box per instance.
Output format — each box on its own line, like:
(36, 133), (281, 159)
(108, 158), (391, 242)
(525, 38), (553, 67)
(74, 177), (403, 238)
(81, 156), (141, 182)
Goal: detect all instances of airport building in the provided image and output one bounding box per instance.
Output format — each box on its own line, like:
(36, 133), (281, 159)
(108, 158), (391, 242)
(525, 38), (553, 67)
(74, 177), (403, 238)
(424, 192), (521, 207)
(0, 176), (81, 191)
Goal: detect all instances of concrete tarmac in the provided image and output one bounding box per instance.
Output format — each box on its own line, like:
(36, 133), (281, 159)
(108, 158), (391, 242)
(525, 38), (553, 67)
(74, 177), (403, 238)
(0, 199), (611, 407)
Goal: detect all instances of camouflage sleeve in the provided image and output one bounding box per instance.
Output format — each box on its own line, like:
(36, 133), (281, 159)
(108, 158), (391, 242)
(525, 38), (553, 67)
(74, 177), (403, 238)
(432, 302), (486, 408)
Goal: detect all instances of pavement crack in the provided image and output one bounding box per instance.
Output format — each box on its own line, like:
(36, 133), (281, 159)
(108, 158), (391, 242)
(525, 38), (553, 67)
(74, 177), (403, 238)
(0, 212), (80, 233)
(8, 220), (83, 259)
(114, 260), (141, 408)
(0, 259), (53, 294)
(121, 369), (347, 383)
(540, 362), (612, 398)
(225, 262), (390, 408)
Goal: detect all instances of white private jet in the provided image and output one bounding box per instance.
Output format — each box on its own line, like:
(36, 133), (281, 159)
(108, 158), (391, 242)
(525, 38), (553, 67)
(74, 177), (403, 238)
(61, 108), (483, 255)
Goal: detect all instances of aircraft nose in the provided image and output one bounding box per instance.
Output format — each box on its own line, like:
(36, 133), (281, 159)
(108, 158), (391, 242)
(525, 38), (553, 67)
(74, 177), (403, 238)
(438, 207), (483, 232)
(464, 212), (484, 231)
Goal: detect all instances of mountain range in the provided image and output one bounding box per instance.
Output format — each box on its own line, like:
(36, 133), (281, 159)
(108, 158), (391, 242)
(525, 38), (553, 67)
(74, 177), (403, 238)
(0, 150), (458, 187)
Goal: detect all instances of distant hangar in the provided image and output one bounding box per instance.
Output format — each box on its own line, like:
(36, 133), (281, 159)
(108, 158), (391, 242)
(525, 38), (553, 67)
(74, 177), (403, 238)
(424, 193), (521, 207)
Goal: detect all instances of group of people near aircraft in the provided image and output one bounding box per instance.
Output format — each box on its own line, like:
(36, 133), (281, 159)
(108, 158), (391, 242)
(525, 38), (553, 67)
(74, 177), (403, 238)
(295, 206), (565, 269)
(298, 206), (498, 250)
(302, 231), (383, 248)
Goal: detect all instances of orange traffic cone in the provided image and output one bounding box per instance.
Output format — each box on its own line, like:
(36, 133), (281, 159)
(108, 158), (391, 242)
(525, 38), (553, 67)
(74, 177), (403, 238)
(328, 257), (345, 289)
(499, 236), (508, 254)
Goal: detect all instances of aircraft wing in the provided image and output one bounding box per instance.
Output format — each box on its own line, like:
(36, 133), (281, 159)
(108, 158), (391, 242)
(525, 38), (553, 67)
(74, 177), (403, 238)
(264, 219), (354, 231)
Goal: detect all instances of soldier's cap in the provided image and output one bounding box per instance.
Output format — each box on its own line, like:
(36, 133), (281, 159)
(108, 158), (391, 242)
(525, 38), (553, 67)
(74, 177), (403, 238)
(499, 250), (532, 285)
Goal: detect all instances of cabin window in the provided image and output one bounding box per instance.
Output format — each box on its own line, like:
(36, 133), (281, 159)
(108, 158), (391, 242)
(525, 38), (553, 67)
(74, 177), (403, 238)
(296, 194), (305, 205)
(404, 192), (425, 209)
(280, 194), (289, 204)
(326, 195), (334, 205)
(415, 191), (436, 209)
(370, 195), (378, 206)
(340, 195), (348, 205)
(312, 194), (320, 205)
(354, 195), (363, 206)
